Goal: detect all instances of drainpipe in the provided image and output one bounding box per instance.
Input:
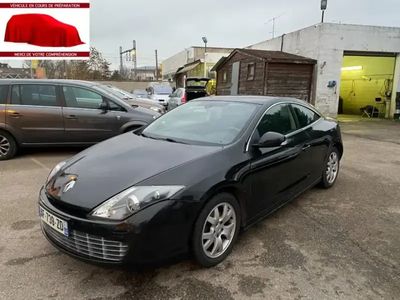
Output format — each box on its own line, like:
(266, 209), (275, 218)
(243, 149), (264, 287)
(280, 34), (286, 51)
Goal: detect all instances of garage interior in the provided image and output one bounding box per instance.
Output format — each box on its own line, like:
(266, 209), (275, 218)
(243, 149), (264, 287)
(339, 53), (395, 117)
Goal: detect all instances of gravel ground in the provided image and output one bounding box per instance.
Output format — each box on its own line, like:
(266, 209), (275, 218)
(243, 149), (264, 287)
(0, 118), (399, 300)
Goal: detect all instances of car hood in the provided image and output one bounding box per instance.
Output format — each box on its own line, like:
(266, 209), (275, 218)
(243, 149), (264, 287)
(46, 133), (220, 212)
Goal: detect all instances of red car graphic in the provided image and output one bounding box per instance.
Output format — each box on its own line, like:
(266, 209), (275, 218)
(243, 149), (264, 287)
(5, 13), (84, 47)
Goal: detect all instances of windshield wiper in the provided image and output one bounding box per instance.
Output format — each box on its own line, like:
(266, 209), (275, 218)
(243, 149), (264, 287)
(141, 133), (186, 144)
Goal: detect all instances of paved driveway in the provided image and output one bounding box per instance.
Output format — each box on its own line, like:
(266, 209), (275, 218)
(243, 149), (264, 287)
(0, 119), (399, 299)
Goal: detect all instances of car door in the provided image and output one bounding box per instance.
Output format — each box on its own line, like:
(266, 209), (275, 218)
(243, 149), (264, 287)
(290, 103), (328, 183)
(61, 85), (128, 143)
(0, 85), (8, 127)
(247, 104), (310, 219)
(6, 84), (64, 144)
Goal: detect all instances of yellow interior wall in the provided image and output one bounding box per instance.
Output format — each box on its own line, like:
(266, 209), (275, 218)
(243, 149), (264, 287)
(340, 56), (395, 115)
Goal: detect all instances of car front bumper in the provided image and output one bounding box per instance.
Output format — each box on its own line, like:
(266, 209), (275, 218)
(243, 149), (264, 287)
(38, 188), (198, 265)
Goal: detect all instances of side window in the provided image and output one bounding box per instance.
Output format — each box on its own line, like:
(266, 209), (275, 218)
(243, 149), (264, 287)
(0, 85), (9, 104)
(108, 100), (125, 112)
(256, 104), (296, 138)
(11, 84), (57, 106)
(63, 86), (103, 109)
(291, 104), (320, 129)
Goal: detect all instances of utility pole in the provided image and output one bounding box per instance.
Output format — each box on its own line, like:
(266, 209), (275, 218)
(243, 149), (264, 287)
(119, 40), (137, 79)
(132, 40), (137, 80)
(155, 49), (159, 81)
(119, 46), (123, 75)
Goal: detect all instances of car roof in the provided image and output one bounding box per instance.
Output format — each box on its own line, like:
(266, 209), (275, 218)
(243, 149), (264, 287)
(196, 95), (309, 106)
(0, 79), (97, 87)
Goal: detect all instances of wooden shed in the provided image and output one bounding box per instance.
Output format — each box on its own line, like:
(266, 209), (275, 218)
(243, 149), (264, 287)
(212, 49), (317, 102)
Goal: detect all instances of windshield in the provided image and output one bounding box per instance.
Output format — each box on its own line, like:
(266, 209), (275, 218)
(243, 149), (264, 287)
(186, 80), (209, 87)
(153, 85), (172, 95)
(133, 90), (148, 96)
(98, 85), (133, 99)
(142, 100), (259, 145)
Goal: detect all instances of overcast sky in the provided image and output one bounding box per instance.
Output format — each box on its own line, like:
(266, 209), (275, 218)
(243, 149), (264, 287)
(90, 0), (400, 70)
(4, 0), (400, 69)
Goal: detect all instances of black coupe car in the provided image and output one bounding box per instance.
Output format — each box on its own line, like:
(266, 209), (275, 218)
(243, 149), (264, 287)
(39, 96), (343, 267)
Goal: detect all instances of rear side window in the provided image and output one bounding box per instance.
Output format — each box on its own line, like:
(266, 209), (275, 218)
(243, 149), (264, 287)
(0, 85), (8, 104)
(291, 104), (320, 128)
(256, 104), (296, 137)
(63, 86), (103, 109)
(11, 85), (57, 107)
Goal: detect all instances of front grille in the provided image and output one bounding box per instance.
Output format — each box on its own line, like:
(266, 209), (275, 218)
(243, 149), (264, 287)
(42, 223), (128, 262)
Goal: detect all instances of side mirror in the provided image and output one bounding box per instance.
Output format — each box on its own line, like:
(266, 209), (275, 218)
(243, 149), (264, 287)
(254, 132), (286, 148)
(99, 101), (109, 112)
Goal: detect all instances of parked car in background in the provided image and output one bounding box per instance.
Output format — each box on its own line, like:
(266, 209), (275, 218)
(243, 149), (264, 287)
(146, 83), (173, 108)
(168, 78), (210, 110)
(0, 79), (159, 160)
(167, 88), (186, 110)
(131, 89), (149, 99)
(98, 85), (165, 114)
(186, 77), (210, 101)
(39, 96), (343, 267)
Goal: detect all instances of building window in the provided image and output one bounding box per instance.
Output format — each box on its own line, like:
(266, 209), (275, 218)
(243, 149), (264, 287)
(222, 71), (227, 83)
(247, 63), (255, 80)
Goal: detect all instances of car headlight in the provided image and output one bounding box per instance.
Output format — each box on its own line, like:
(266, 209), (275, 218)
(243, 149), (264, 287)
(91, 186), (185, 220)
(46, 161), (66, 184)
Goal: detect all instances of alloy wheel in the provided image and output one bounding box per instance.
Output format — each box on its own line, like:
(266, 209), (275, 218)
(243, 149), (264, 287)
(0, 135), (10, 158)
(201, 202), (236, 259)
(326, 152), (339, 184)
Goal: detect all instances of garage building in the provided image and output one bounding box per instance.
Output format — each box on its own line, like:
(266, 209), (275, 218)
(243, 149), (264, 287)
(213, 49), (317, 102)
(249, 23), (400, 118)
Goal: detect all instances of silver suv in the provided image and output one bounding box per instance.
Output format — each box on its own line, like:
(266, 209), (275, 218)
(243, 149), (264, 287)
(0, 79), (159, 160)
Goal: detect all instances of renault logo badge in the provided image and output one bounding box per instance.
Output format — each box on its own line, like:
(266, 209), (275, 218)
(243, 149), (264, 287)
(63, 175), (77, 193)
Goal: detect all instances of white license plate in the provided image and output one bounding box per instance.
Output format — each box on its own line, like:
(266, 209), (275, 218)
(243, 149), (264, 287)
(39, 206), (69, 237)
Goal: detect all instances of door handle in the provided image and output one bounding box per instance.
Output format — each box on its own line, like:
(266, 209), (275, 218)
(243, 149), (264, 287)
(66, 115), (78, 120)
(9, 112), (22, 118)
(302, 144), (311, 151)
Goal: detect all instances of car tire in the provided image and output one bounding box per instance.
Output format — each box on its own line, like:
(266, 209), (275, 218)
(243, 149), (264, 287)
(320, 147), (340, 189)
(192, 193), (241, 267)
(0, 130), (17, 160)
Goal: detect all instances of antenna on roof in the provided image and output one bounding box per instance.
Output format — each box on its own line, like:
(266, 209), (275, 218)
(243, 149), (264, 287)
(265, 13), (285, 39)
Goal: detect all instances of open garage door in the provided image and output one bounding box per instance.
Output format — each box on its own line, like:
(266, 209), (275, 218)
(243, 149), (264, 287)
(339, 53), (395, 117)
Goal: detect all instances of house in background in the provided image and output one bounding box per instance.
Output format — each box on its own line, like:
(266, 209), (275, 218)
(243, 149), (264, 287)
(248, 23), (400, 118)
(162, 46), (234, 87)
(0, 63), (31, 79)
(212, 48), (316, 102)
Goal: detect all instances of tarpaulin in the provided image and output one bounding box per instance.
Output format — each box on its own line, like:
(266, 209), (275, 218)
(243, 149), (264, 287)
(4, 14), (84, 47)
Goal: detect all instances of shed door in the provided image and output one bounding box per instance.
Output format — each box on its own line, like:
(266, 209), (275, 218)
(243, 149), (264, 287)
(265, 63), (313, 102)
(231, 62), (240, 95)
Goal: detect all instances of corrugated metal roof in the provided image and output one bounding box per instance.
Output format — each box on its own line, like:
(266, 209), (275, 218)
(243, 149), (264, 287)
(176, 60), (201, 74)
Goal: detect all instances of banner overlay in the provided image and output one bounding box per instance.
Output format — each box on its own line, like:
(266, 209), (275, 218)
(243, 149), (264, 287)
(0, 3), (90, 8)
(0, 51), (90, 57)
